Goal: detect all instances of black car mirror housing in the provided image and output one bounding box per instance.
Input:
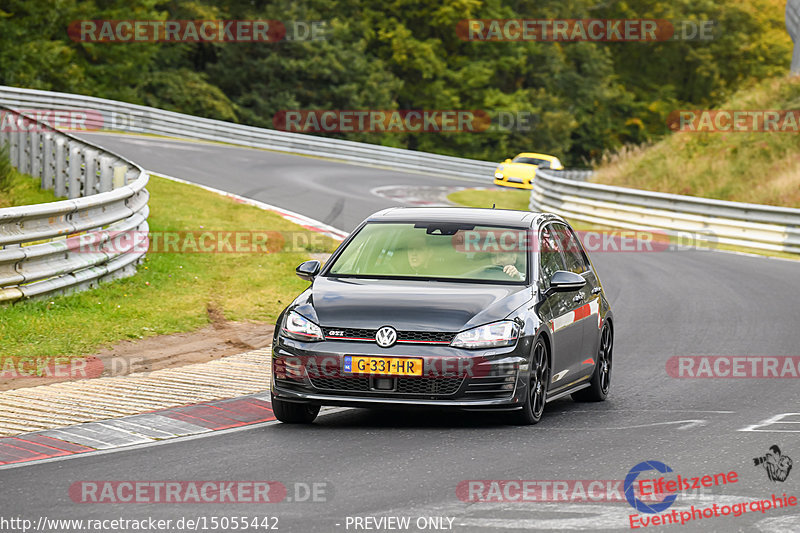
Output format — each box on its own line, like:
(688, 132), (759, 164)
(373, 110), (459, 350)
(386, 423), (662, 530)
(544, 270), (586, 298)
(296, 260), (321, 281)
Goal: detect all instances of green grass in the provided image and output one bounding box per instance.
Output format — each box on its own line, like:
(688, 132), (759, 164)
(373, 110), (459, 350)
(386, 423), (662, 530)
(448, 187), (599, 229)
(0, 175), (338, 359)
(0, 149), (64, 207)
(593, 75), (800, 208)
(448, 188), (531, 212)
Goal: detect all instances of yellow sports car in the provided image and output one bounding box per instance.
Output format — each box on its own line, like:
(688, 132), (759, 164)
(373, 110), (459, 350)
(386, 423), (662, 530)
(493, 153), (563, 189)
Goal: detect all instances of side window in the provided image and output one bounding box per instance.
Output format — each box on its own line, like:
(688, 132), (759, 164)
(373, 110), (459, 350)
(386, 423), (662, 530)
(554, 223), (590, 274)
(538, 224), (566, 289)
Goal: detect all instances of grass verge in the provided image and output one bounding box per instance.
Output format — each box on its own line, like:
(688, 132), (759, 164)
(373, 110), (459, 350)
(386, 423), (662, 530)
(0, 175), (338, 359)
(593, 75), (800, 208)
(0, 147), (64, 207)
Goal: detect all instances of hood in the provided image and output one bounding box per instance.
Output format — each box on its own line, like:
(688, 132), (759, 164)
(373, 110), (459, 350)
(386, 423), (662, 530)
(293, 277), (532, 333)
(499, 163), (537, 179)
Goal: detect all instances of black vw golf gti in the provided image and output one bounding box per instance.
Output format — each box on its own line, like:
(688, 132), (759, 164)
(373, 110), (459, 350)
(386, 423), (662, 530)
(271, 207), (613, 425)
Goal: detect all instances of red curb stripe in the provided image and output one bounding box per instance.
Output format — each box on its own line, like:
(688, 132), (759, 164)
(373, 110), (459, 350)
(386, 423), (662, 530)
(1, 396), (276, 466)
(159, 404), (258, 430)
(0, 435), (95, 464)
(15, 434), (95, 453)
(206, 399), (276, 423)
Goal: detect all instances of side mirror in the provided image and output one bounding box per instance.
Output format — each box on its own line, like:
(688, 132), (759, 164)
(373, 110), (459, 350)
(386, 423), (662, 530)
(504, 159), (512, 163)
(545, 270), (586, 297)
(296, 260), (321, 281)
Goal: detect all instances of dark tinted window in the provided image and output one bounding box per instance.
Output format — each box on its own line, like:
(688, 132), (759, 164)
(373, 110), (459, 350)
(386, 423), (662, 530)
(512, 157), (549, 166)
(538, 224), (566, 289)
(553, 223), (589, 274)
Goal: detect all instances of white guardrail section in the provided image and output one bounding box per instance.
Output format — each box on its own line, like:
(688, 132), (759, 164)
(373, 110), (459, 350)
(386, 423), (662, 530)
(531, 169), (800, 255)
(0, 105), (149, 303)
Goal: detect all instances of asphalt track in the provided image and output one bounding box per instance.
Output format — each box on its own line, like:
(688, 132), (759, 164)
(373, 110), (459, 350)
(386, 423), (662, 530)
(3, 133), (799, 532)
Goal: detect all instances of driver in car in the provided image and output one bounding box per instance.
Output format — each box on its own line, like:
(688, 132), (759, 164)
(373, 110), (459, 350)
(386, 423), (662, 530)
(491, 251), (524, 280)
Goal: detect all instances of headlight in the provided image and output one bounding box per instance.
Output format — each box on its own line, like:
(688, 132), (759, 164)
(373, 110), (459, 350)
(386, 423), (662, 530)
(451, 321), (519, 349)
(281, 310), (323, 341)
(494, 172), (504, 179)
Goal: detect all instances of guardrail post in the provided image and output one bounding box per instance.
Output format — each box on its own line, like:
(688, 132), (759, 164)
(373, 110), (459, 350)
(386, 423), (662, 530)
(98, 155), (114, 192)
(9, 118), (21, 167)
(0, 112), (9, 154)
(30, 130), (41, 178)
(112, 164), (128, 189)
(124, 167), (139, 186)
(42, 133), (55, 190)
(67, 142), (83, 199)
(83, 148), (99, 196)
(18, 129), (30, 175)
(53, 137), (66, 197)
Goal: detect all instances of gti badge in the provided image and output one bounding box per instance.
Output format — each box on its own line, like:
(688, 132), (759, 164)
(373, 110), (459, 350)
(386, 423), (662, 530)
(375, 326), (398, 348)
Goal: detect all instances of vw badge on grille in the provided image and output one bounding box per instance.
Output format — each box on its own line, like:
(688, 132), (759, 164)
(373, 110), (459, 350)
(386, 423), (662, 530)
(375, 326), (397, 348)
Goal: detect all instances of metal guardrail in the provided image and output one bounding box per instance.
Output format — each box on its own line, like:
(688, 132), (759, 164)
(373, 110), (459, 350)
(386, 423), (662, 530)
(788, 0), (800, 74)
(530, 169), (800, 254)
(0, 106), (149, 303)
(0, 86), (502, 180)
(0, 86), (596, 183)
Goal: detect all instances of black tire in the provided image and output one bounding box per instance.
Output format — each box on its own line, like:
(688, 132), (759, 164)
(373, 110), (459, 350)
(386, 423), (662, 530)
(572, 324), (612, 402)
(510, 338), (549, 425)
(271, 393), (320, 424)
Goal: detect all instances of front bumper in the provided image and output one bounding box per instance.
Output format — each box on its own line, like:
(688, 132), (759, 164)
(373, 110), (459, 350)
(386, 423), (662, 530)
(493, 177), (533, 190)
(271, 336), (531, 410)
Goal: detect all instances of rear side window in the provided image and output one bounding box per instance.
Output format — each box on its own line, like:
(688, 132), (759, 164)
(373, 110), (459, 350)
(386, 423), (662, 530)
(553, 223), (589, 274)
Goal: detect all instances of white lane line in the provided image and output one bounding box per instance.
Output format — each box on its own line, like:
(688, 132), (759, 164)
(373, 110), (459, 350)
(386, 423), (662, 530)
(544, 420), (708, 431)
(756, 515), (800, 532)
(739, 413), (800, 432)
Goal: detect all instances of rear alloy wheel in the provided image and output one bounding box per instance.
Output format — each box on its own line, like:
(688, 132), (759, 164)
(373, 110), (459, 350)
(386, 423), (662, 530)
(271, 393), (320, 424)
(511, 338), (549, 425)
(572, 324), (612, 402)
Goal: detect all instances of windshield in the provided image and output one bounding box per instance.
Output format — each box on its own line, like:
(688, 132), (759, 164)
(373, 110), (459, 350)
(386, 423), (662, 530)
(327, 222), (529, 283)
(512, 156), (550, 167)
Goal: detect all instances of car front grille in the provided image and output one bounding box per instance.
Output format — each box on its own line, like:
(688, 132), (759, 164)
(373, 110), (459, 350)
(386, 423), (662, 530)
(307, 375), (463, 396)
(323, 328), (455, 345)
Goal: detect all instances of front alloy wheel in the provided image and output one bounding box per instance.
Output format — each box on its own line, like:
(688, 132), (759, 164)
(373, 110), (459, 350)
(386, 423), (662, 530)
(511, 338), (549, 425)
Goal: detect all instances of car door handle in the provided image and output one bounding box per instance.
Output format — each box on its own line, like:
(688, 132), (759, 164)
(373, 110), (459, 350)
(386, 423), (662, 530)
(591, 287), (602, 295)
(573, 294), (584, 303)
